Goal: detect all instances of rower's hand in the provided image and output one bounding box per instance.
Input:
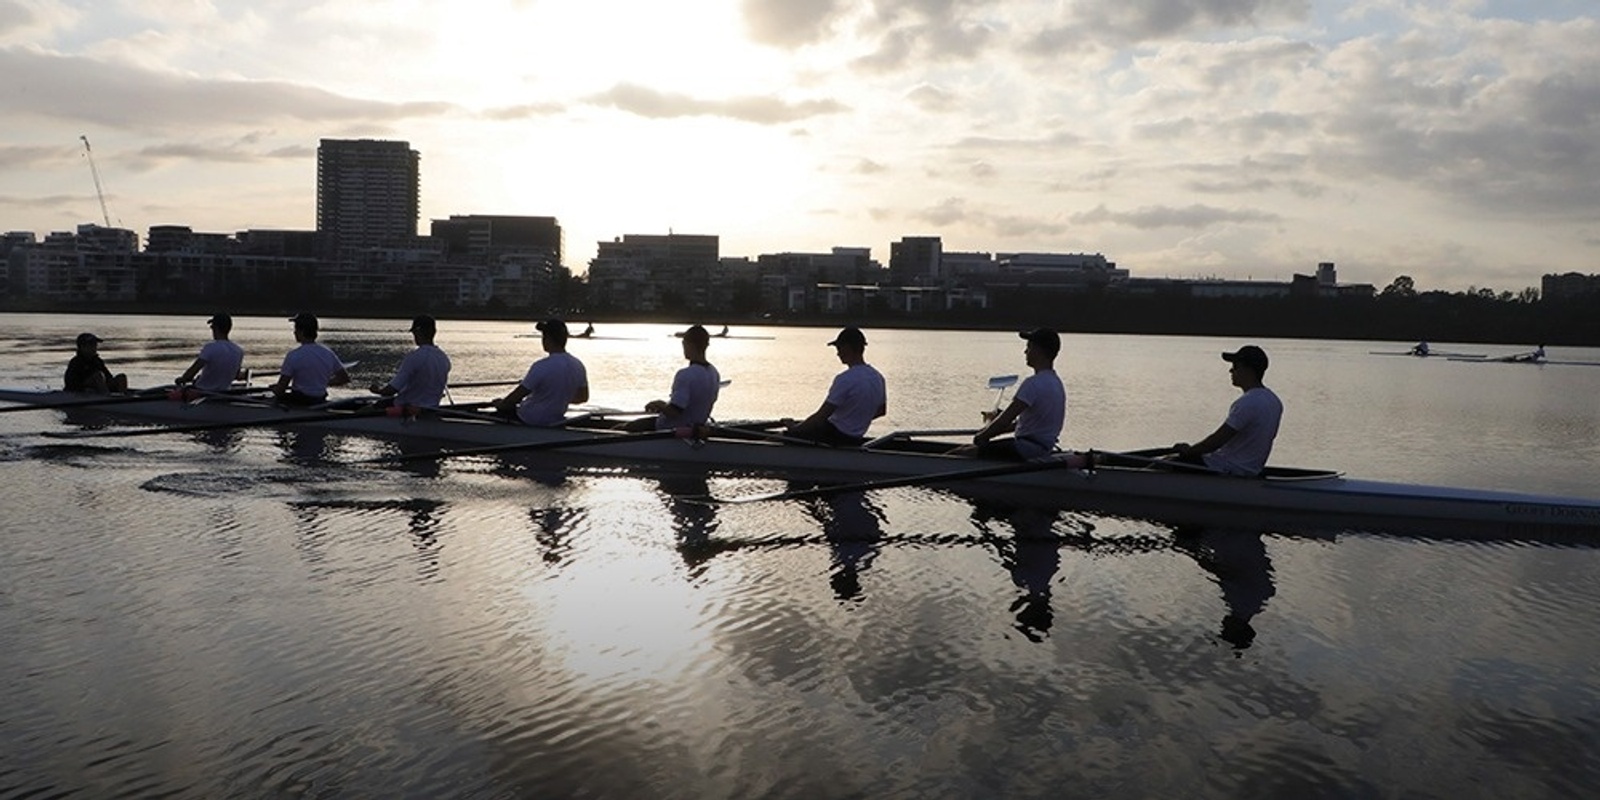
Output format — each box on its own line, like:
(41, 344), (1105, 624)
(644, 399), (667, 413)
(367, 382), (385, 394)
(980, 409), (998, 422)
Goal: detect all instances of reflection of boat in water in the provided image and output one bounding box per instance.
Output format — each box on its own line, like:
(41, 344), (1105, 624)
(8, 387), (1600, 532)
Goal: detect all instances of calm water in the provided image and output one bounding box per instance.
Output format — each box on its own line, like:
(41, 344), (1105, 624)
(3, 313), (1600, 798)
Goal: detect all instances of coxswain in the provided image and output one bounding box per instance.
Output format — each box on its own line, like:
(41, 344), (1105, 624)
(64, 332), (128, 394)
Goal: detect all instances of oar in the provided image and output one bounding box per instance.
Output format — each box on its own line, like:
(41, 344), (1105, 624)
(360, 428), (682, 464)
(0, 387), (176, 414)
(706, 455), (1087, 505)
(987, 374), (1018, 413)
(445, 379), (521, 390)
(43, 406), (391, 439)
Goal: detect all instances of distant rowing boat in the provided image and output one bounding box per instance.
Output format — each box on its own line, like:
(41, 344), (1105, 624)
(1369, 350), (1487, 359)
(6, 387), (1600, 532)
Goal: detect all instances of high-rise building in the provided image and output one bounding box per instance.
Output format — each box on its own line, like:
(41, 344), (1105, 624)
(316, 139), (420, 254)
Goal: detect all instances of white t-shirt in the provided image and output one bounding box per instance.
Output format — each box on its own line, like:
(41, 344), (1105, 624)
(193, 339), (245, 392)
(825, 362), (887, 438)
(1205, 386), (1284, 476)
(516, 352), (588, 426)
(279, 343), (345, 397)
(658, 362), (720, 430)
(389, 345), (452, 407)
(1011, 369), (1066, 459)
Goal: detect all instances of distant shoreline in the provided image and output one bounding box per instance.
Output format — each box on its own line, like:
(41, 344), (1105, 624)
(3, 295), (1596, 347)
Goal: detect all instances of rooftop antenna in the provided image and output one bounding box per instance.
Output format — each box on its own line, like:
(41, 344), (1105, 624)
(79, 134), (113, 227)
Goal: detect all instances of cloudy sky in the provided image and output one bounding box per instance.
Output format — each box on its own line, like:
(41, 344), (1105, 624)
(2, 0), (1596, 291)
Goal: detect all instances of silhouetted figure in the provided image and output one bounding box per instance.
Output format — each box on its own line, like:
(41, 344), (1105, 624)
(64, 332), (128, 394)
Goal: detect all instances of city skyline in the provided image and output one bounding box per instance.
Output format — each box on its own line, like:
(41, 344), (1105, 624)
(2, 1), (1597, 292)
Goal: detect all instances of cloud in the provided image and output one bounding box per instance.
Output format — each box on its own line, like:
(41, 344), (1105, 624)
(853, 158), (888, 174)
(741, 0), (843, 47)
(1043, 0), (1313, 46)
(910, 197), (1071, 238)
(480, 102), (566, 121)
(1071, 203), (1281, 229)
(586, 82), (848, 124)
(0, 47), (455, 130)
(0, 143), (72, 168)
(129, 140), (311, 168)
(905, 83), (955, 113)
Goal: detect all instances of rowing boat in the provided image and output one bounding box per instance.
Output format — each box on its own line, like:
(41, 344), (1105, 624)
(5, 387), (1600, 531)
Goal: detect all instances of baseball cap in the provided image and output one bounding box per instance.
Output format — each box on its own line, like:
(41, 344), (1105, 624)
(827, 326), (867, 348)
(1222, 345), (1270, 375)
(409, 314), (436, 334)
(76, 332), (102, 347)
(288, 312), (318, 328)
(1018, 328), (1061, 357)
(207, 313), (232, 327)
(535, 319), (569, 339)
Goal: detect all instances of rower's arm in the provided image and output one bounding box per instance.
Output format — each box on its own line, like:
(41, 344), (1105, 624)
(1178, 423), (1237, 458)
(571, 385), (589, 405)
(177, 356), (205, 385)
(795, 401), (837, 428)
(496, 384), (531, 409)
(974, 398), (1026, 444)
(329, 367), (351, 388)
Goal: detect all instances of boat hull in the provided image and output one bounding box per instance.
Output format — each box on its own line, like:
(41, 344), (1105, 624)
(6, 388), (1600, 531)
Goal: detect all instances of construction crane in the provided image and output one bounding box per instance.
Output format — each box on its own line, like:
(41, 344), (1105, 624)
(79, 134), (113, 227)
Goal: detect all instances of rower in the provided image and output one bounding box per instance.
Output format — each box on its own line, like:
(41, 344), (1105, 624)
(494, 318), (589, 426)
(272, 312), (351, 406)
(175, 313), (245, 393)
(64, 332), (128, 394)
(951, 328), (1078, 464)
(785, 326), (886, 447)
(369, 315), (451, 409)
(1409, 340), (1430, 356)
(620, 324), (720, 433)
(1171, 344), (1283, 477)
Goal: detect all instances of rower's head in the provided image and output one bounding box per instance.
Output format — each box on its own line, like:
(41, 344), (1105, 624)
(289, 312), (319, 342)
(409, 314), (436, 344)
(1222, 345), (1269, 388)
(679, 324), (711, 358)
(1019, 328), (1060, 369)
(536, 318), (569, 352)
(75, 332), (102, 354)
(827, 326), (867, 364)
(207, 313), (232, 338)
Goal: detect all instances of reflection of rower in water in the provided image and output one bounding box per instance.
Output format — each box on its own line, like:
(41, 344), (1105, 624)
(804, 490), (885, 601)
(1172, 526), (1276, 651)
(970, 499), (1075, 642)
